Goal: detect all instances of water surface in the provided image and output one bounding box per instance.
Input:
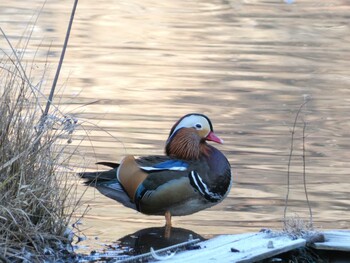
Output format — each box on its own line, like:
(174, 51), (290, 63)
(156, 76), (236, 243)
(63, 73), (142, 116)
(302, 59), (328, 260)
(1, 0), (350, 251)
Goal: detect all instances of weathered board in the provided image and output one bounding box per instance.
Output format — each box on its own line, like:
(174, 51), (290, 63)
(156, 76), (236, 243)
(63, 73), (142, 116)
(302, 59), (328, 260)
(116, 230), (350, 262)
(161, 232), (306, 263)
(311, 230), (350, 252)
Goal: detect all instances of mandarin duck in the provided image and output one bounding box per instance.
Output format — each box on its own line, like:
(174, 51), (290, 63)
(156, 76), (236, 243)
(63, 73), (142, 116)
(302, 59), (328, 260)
(79, 113), (232, 229)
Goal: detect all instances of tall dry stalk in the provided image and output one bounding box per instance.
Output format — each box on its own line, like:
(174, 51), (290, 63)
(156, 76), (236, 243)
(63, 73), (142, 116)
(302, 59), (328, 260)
(283, 98), (313, 233)
(36, 0), (79, 147)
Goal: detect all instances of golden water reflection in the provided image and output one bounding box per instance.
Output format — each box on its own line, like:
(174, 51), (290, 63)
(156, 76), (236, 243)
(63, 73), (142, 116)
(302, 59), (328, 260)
(1, 0), (350, 251)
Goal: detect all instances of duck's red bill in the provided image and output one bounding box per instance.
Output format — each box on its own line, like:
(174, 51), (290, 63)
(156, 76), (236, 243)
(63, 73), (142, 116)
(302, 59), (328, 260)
(206, 131), (224, 144)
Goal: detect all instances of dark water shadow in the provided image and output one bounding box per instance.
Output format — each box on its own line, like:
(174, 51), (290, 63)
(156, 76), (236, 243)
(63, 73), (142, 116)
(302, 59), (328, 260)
(78, 227), (205, 262)
(118, 226), (206, 256)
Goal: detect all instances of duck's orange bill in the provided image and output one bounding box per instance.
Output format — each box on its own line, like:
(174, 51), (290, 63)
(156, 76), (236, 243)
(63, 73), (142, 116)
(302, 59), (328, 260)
(206, 131), (224, 144)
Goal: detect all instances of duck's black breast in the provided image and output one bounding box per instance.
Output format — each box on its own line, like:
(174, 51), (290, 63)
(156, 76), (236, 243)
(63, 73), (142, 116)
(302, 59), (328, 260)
(203, 145), (232, 198)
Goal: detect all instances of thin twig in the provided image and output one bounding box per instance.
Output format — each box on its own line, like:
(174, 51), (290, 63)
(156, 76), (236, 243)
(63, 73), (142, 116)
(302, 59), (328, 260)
(18, 0), (48, 62)
(0, 36), (60, 115)
(302, 120), (313, 227)
(0, 27), (41, 110)
(283, 100), (309, 226)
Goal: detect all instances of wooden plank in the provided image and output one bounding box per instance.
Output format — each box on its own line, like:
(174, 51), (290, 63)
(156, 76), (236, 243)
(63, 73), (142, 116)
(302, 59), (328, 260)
(236, 237), (305, 263)
(162, 232), (306, 263)
(311, 230), (350, 252)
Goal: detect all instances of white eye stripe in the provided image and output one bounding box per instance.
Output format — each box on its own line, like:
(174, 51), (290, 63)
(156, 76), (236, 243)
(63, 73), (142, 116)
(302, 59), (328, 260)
(172, 116), (207, 133)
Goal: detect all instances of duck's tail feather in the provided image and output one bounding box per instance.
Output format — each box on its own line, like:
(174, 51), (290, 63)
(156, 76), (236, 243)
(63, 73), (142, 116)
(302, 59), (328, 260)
(78, 168), (137, 210)
(96, 161), (120, 169)
(78, 169), (117, 184)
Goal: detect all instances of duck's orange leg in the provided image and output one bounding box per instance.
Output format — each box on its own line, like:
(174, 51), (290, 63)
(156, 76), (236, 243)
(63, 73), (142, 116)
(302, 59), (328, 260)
(165, 211), (172, 227)
(164, 211), (172, 238)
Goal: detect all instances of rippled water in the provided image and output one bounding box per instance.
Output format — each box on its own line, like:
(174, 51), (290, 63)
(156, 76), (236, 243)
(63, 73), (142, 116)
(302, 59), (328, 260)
(2, 0), (350, 252)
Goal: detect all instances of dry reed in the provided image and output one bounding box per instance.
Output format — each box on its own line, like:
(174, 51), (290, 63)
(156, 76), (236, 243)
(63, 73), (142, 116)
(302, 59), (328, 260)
(0, 30), (79, 263)
(281, 99), (326, 245)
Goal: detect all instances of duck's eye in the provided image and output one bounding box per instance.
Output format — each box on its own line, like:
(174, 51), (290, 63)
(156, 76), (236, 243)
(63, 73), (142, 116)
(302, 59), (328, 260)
(195, 123), (202, 130)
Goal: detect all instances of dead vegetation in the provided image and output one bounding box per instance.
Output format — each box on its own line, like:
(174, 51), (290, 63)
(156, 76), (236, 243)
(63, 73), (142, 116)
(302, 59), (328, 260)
(0, 10), (79, 263)
(281, 98), (326, 244)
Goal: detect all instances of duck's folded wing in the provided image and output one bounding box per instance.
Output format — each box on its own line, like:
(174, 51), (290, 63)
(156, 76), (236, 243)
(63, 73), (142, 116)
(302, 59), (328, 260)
(114, 156), (216, 213)
(135, 171), (195, 214)
(139, 158), (222, 207)
(117, 156), (191, 200)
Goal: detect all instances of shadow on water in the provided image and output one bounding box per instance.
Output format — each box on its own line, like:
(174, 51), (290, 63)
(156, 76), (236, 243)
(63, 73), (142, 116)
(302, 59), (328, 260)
(118, 227), (205, 256)
(79, 227), (205, 262)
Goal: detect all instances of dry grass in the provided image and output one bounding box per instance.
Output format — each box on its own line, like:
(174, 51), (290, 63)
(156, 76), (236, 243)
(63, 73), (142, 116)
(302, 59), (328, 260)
(283, 215), (313, 238)
(0, 31), (79, 262)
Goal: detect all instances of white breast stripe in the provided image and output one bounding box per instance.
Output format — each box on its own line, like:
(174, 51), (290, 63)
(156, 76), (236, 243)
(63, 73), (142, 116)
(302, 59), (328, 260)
(190, 171), (205, 196)
(194, 171), (222, 201)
